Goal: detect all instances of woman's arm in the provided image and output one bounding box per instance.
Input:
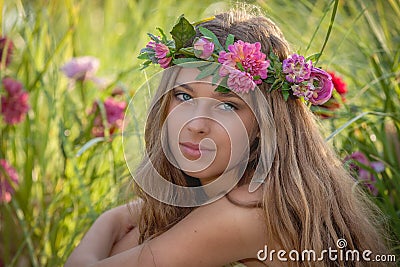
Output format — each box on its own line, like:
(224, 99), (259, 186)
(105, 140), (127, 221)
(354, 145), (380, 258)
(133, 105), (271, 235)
(67, 195), (268, 267)
(65, 200), (142, 266)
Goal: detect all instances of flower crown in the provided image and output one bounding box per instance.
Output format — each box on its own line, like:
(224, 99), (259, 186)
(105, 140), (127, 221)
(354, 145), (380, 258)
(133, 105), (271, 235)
(138, 15), (333, 105)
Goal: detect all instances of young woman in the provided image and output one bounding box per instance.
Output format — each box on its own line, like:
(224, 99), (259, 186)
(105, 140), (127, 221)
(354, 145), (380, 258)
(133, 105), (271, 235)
(65, 6), (394, 267)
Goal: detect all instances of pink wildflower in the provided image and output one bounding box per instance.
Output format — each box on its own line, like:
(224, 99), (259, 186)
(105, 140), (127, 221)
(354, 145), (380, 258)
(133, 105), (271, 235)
(218, 40), (269, 82)
(146, 41), (172, 69)
(91, 97), (127, 137)
(344, 151), (384, 196)
(61, 56), (100, 81)
(0, 159), (19, 203)
(226, 68), (256, 94)
(1, 77), (29, 125)
(193, 37), (214, 59)
(282, 54), (312, 83)
(0, 37), (14, 67)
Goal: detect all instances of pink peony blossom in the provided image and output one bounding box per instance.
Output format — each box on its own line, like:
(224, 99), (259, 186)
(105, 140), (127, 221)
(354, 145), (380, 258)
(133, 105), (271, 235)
(282, 54), (312, 83)
(344, 151), (385, 196)
(218, 40), (269, 82)
(61, 56), (100, 81)
(1, 77), (29, 125)
(0, 159), (19, 203)
(146, 41), (172, 69)
(307, 67), (333, 105)
(226, 68), (256, 94)
(193, 37), (214, 59)
(0, 37), (14, 67)
(91, 97), (127, 137)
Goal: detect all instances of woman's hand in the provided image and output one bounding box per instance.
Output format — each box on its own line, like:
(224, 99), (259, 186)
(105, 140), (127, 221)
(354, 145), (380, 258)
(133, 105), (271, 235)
(65, 200), (142, 267)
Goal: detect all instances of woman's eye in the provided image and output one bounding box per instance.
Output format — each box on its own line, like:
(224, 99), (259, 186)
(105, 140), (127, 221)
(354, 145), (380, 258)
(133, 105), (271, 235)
(218, 102), (237, 111)
(175, 92), (192, 102)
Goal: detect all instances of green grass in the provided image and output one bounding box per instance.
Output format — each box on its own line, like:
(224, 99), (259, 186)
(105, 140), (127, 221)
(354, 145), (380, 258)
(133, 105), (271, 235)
(0, 0), (399, 266)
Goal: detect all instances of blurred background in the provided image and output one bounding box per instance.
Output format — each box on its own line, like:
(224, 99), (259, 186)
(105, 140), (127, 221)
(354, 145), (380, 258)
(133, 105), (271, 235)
(0, 0), (399, 266)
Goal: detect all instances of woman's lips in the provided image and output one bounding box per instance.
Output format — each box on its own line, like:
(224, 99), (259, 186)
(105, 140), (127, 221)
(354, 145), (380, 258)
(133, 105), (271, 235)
(179, 142), (214, 159)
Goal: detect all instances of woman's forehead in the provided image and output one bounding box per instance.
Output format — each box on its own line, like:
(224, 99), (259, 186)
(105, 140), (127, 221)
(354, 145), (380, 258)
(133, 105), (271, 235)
(175, 67), (211, 84)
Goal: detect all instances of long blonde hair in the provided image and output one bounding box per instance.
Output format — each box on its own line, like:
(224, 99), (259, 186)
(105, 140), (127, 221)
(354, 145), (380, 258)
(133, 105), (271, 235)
(132, 7), (393, 266)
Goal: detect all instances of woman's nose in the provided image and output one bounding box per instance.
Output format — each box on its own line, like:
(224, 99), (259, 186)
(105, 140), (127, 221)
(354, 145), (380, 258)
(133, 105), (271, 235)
(186, 116), (211, 135)
(182, 97), (216, 135)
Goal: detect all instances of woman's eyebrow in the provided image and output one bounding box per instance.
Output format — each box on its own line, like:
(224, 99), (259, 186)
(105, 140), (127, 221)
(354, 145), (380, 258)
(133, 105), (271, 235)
(174, 83), (194, 91)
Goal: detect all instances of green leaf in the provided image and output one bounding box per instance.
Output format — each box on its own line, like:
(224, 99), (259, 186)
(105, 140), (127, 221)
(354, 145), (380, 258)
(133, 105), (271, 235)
(139, 60), (152, 70)
(269, 51), (280, 62)
(137, 53), (150, 60)
(236, 62), (245, 71)
(198, 26), (224, 52)
(196, 63), (220, 80)
(270, 79), (282, 91)
(170, 15), (196, 51)
(265, 76), (275, 84)
(225, 34), (235, 50)
(314, 0), (339, 65)
(76, 137), (105, 157)
(215, 76), (229, 92)
(215, 85), (231, 93)
(282, 90), (289, 101)
(212, 67), (221, 85)
(172, 57), (202, 64)
(306, 53), (321, 62)
(147, 33), (160, 42)
(282, 82), (290, 91)
(157, 27), (168, 43)
(196, 62), (212, 71)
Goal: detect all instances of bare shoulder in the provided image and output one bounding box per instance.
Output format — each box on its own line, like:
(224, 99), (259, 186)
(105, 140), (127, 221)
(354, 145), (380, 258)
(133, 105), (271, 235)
(144, 194), (267, 267)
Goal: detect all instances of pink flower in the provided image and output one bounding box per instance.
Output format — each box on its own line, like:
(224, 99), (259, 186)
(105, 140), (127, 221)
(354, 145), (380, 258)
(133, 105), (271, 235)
(0, 159), (19, 203)
(146, 41), (172, 69)
(104, 97), (126, 126)
(218, 40), (270, 82)
(91, 97), (127, 137)
(226, 68), (256, 94)
(193, 37), (214, 59)
(1, 77), (29, 125)
(344, 151), (385, 196)
(291, 82), (314, 100)
(61, 56), (100, 81)
(0, 37), (14, 67)
(282, 54), (312, 83)
(307, 67), (333, 105)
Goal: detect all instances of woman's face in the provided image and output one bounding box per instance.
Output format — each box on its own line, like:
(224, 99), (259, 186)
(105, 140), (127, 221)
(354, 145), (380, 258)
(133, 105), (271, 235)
(166, 68), (257, 185)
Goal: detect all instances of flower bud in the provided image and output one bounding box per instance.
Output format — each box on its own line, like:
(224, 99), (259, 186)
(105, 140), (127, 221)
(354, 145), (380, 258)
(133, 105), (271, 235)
(193, 37), (214, 59)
